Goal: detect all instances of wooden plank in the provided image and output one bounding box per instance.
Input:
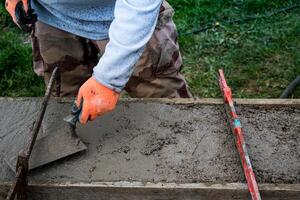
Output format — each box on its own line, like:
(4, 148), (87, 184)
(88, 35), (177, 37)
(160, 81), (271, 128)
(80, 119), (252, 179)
(0, 97), (299, 105)
(1, 182), (299, 200)
(129, 98), (300, 105)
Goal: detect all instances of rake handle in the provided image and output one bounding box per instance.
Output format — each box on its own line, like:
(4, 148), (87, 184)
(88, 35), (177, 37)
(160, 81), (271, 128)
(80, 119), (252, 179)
(218, 69), (261, 200)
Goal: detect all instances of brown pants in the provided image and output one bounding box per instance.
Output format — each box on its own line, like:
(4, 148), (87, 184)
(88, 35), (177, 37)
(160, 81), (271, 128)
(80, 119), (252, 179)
(31, 1), (192, 98)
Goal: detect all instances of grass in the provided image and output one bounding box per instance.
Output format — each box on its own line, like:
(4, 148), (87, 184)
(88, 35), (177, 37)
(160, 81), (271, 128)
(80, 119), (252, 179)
(170, 0), (300, 98)
(0, 0), (299, 98)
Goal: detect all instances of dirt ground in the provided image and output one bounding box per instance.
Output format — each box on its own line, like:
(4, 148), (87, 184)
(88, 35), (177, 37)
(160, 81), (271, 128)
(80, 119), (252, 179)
(0, 99), (299, 184)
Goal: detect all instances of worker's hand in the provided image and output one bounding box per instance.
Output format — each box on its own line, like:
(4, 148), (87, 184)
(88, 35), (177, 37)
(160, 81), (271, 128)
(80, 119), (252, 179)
(5, 0), (37, 32)
(76, 77), (120, 124)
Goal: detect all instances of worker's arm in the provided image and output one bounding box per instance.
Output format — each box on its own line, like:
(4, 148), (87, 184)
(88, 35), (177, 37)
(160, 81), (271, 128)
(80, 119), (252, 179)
(76, 0), (163, 124)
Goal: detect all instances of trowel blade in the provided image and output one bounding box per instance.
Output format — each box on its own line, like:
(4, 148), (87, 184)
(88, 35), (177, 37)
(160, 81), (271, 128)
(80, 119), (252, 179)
(6, 125), (87, 172)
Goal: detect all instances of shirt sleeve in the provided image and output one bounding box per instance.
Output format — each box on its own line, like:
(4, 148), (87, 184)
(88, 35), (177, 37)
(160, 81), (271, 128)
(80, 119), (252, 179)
(93, 0), (163, 92)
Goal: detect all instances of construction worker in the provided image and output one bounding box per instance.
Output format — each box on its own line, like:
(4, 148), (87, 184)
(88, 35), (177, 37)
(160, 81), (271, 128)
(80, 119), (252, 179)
(6, 0), (192, 124)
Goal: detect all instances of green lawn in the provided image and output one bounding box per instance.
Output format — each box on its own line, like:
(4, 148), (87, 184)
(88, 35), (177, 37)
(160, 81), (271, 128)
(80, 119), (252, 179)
(170, 0), (300, 98)
(1, 0), (300, 98)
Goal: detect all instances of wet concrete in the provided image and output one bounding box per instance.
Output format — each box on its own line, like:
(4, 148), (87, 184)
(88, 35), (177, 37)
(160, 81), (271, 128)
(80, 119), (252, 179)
(0, 98), (299, 185)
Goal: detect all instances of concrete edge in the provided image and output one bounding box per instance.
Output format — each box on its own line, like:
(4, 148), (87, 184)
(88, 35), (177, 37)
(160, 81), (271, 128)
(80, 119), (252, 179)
(0, 97), (299, 105)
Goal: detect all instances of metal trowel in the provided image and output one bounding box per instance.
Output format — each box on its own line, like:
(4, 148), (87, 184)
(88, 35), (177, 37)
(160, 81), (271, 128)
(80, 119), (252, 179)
(5, 75), (86, 172)
(7, 123), (87, 171)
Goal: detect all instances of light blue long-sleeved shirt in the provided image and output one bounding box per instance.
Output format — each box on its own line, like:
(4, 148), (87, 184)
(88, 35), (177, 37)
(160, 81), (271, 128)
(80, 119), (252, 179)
(32, 0), (163, 92)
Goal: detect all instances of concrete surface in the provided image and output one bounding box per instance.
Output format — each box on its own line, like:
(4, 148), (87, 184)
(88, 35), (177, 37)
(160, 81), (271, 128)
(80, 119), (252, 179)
(0, 98), (300, 199)
(0, 98), (300, 200)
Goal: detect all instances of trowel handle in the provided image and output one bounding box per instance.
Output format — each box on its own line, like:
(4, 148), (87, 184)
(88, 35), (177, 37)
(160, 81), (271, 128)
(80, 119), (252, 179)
(64, 101), (83, 127)
(71, 101), (82, 116)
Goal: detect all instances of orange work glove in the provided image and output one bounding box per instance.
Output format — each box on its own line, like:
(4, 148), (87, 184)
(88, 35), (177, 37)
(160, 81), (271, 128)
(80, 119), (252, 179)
(76, 77), (120, 124)
(5, 0), (37, 32)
